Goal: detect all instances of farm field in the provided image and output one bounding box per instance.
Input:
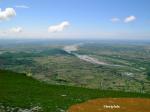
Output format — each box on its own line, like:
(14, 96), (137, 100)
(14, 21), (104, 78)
(0, 40), (150, 93)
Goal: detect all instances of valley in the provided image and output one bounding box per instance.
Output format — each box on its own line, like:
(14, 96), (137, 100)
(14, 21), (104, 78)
(0, 40), (150, 93)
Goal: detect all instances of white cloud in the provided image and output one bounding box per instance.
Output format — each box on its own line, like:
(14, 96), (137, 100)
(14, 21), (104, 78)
(48, 21), (70, 33)
(0, 8), (16, 21)
(10, 27), (23, 33)
(0, 27), (23, 38)
(124, 16), (136, 23)
(15, 5), (29, 9)
(110, 17), (120, 22)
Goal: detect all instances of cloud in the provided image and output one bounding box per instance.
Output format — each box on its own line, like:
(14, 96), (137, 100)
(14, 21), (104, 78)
(0, 27), (23, 37)
(10, 27), (23, 33)
(110, 17), (120, 22)
(124, 16), (136, 23)
(0, 8), (16, 21)
(15, 5), (29, 9)
(48, 21), (70, 33)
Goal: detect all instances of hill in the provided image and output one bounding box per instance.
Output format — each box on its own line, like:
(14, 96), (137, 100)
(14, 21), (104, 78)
(0, 70), (150, 112)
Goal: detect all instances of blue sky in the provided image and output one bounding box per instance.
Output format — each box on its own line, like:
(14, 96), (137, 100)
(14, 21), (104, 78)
(0, 0), (150, 39)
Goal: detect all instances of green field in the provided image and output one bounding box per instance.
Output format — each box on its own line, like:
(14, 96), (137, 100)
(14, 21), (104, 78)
(0, 69), (150, 112)
(0, 41), (150, 93)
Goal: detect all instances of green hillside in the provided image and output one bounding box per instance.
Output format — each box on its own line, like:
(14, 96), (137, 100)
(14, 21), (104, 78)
(0, 70), (150, 112)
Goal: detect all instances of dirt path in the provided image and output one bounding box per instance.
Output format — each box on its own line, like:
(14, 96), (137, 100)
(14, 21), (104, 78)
(67, 98), (150, 112)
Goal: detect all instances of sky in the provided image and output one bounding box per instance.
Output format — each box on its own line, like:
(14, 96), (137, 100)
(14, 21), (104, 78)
(0, 0), (150, 39)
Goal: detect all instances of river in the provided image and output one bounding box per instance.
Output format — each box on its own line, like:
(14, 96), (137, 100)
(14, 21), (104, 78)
(63, 44), (109, 66)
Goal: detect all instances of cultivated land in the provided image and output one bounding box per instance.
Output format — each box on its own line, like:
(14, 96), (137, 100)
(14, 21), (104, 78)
(0, 70), (150, 112)
(0, 40), (150, 93)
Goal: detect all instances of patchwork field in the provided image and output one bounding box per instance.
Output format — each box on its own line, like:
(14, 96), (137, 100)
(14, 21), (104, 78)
(0, 40), (150, 93)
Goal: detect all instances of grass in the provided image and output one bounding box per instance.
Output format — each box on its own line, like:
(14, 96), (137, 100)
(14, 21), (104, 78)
(0, 70), (150, 112)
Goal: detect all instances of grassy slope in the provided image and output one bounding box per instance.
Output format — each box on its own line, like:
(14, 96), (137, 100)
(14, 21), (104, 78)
(0, 70), (150, 112)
